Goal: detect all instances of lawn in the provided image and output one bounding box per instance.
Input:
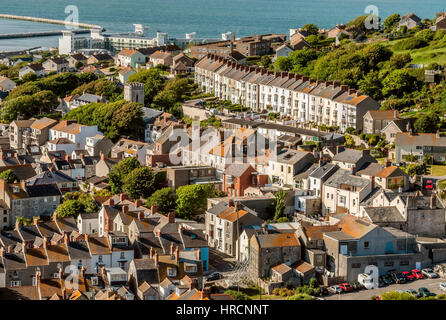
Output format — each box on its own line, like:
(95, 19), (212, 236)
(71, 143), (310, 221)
(382, 37), (446, 65)
(438, 180), (446, 190)
(431, 165), (446, 176)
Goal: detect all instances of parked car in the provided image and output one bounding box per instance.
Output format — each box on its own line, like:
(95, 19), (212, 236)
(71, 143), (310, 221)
(319, 286), (329, 296)
(406, 289), (419, 297)
(381, 274), (394, 285)
(351, 281), (364, 291)
(422, 268), (438, 279)
(411, 269), (424, 280)
(440, 282), (446, 292)
(390, 272), (406, 284)
(418, 287), (435, 298)
(206, 272), (222, 281)
(339, 283), (353, 292)
(328, 285), (342, 294)
(402, 271), (415, 281)
(378, 277), (386, 288)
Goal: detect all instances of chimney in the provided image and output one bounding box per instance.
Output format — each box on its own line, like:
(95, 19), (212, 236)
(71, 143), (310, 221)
(302, 76), (309, 82)
(190, 278), (199, 290)
(135, 199), (142, 208)
(119, 193), (128, 202)
(84, 234), (89, 242)
(100, 152), (105, 161)
(33, 216), (39, 226)
(81, 266), (86, 279)
(79, 152), (84, 160)
(170, 242), (174, 255)
(7, 245), (13, 254)
(348, 89), (356, 95)
(137, 211), (142, 220)
(0, 247), (4, 257)
(333, 81), (340, 88)
(340, 85), (348, 91)
(108, 198), (114, 206)
(20, 180), (26, 190)
(370, 176), (375, 190)
(227, 198), (234, 207)
(430, 193), (437, 209)
(150, 204), (158, 215)
(154, 252), (159, 266)
(149, 246), (154, 259)
(168, 212), (175, 223)
(43, 237), (47, 249)
(175, 246), (180, 261)
(65, 154), (70, 161)
(122, 205), (129, 214)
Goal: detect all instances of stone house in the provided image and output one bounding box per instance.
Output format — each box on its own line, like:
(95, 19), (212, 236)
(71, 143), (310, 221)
(248, 231), (301, 280)
(398, 13), (422, 30)
(363, 110), (400, 134)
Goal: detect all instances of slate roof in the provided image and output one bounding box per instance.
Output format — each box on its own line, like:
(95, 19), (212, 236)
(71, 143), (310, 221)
(26, 170), (76, 185)
(25, 184), (61, 198)
(363, 206), (406, 223)
(223, 163), (253, 177)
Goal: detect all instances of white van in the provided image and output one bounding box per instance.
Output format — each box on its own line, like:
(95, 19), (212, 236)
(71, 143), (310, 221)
(358, 273), (375, 290)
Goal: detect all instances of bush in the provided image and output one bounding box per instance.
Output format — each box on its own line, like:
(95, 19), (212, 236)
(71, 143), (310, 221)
(309, 278), (319, 289)
(286, 293), (315, 300)
(224, 290), (251, 300)
(393, 37), (428, 50)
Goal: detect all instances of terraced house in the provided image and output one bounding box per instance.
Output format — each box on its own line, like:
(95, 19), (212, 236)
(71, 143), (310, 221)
(195, 54), (379, 132)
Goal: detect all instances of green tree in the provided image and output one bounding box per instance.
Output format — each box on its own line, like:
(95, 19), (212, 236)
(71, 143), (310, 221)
(302, 23), (319, 35)
(122, 167), (156, 200)
(224, 290), (251, 300)
(414, 113), (440, 133)
(273, 56), (293, 71)
(108, 157), (141, 194)
(128, 68), (166, 105)
(0, 169), (19, 183)
(358, 71), (383, 100)
(273, 190), (287, 221)
(382, 69), (420, 98)
(56, 199), (85, 218)
(382, 13), (400, 31)
(259, 56), (272, 69)
(146, 187), (177, 214)
(176, 184), (215, 219)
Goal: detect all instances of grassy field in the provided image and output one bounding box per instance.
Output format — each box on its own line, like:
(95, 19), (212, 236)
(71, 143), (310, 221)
(382, 37), (446, 65)
(430, 165), (446, 176)
(438, 180), (446, 190)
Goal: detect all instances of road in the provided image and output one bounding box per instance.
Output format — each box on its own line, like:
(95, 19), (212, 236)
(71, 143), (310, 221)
(325, 277), (446, 300)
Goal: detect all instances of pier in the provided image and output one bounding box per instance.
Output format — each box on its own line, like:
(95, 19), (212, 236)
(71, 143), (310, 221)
(0, 14), (102, 30)
(0, 29), (91, 40)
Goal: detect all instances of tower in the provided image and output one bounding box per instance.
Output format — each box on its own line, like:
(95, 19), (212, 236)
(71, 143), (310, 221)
(124, 82), (145, 105)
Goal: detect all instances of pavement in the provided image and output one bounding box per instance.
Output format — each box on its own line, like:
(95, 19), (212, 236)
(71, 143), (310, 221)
(325, 277), (446, 300)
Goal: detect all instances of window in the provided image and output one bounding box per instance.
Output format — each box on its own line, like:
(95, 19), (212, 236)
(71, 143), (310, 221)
(120, 252), (125, 259)
(400, 260), (409, 266)
(167, 268), (177, 277)
(384, 261), (394, 267)
(10, 280), (20, 287)
(351, 263), (361, 269)
(98, 255), (103, 263)
(364, 242), (369, 248)
(53, 273), (59, 279)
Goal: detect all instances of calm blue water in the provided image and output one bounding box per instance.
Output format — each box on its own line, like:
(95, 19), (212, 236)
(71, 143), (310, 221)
(0, 0), (445, 51)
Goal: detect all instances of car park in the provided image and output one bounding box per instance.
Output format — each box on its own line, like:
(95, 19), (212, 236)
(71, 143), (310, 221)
(411, 269), (424, 280)
(402, 271), (415, 281)
(422, 268), (438, 279)
(328, 285), (342, 294)
(339, 283), (353, 292)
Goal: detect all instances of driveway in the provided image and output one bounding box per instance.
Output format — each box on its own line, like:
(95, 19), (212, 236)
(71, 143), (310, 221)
(325, 277), (446, 300)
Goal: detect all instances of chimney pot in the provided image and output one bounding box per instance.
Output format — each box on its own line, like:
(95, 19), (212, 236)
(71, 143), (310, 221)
(135, 199), (143, 208)
(122, 204), (129, 214)
(154, 252), (159, 266)
(119, 193), (128, 202)
(168, 212), (175, 223)
(108, 198), (114, 206)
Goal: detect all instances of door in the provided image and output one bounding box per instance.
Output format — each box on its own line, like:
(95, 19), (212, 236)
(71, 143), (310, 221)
(386, 242), (393, 254)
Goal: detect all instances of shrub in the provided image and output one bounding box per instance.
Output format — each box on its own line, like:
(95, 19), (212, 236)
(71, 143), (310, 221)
(224, 290), (251, 300)
(393, 37), (428, 50)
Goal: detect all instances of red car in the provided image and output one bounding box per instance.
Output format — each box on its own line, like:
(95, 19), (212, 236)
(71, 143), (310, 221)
(339, 283), (353, 292)
(411, 269), (424, 280)
(402, 271), (416, 281)
(425, 180), (433, 190)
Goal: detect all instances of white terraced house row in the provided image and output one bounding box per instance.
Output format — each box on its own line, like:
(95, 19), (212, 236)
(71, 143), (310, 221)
(195, 54), (380, 132)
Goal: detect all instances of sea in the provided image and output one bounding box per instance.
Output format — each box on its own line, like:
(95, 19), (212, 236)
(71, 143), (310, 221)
(0, 0), (446, 51)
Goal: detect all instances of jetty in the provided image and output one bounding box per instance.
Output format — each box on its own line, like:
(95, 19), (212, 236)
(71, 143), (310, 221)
(0, 29), (91, 40)
(0, 14), (102, 30)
